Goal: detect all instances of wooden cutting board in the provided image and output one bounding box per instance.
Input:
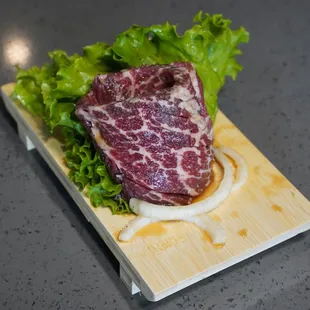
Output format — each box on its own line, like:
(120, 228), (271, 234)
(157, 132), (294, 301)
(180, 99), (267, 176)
(1, 83), (310, 301)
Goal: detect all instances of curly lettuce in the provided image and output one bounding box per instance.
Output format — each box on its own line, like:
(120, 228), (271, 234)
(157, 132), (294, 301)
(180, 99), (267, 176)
(12, 11), (249, 214)
(63, 128), (130, 213)
(112, 12), (249, 121)
(12, 43), (130, 213)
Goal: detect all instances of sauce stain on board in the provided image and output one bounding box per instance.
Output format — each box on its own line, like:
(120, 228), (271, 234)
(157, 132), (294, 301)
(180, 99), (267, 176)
(231, 211), (239, 218)
(262, 185), (275, 196)
(270, 174), (290, 187)
(253, 165), (261, 175)
(213, 140), (221, 148)
(272, 204), (283, 213)
(211, 214), (222, 222)
(200, 229), (224, 249)
(201, 230), (212, 243)
(114, 222), (167, 242)
(262, 173), (291, 196)
(238, 228), (248, 237)
(136, 222), (167, 238)
(114, 230), (121, 240)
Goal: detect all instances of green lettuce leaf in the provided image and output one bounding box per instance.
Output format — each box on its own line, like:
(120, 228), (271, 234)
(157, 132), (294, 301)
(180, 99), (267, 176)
(12, 64), (56, 117)
(52, 43), (123, 99)
(12, 43), (131, 214)
(112, 11), (249, 121)
(63, 130), (128, 214)
(13, 78), (45, 117)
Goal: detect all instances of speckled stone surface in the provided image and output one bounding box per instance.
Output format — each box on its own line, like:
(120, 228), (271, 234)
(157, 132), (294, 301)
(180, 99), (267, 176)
(0, 1), (310, 309)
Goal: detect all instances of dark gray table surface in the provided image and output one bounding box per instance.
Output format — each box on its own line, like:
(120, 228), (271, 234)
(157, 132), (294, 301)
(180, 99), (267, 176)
(1, 1), (310, 309)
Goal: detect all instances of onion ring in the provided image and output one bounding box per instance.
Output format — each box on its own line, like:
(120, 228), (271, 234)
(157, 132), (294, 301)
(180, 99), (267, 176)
(219, 146), (248, 191)
(119, 215), (226, 244)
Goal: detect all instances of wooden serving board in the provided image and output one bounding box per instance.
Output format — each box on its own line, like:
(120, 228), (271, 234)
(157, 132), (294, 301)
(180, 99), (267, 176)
(1, 83), (310, 302)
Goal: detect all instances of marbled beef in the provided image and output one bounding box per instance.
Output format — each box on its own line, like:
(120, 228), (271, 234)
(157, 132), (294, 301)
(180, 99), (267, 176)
(75, 62), (213, 205)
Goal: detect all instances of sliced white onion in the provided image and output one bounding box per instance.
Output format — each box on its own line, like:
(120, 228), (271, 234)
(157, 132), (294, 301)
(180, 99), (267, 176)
(118, 215), (158, 241)
(119, 214), (226, 244)
(185, 215), (226, 244)
(129, 148), (233, 220)
(219, 146), (248, 191)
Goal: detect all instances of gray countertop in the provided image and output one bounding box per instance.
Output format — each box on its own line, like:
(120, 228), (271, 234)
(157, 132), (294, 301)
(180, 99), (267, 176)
(1, 1), (310, 309)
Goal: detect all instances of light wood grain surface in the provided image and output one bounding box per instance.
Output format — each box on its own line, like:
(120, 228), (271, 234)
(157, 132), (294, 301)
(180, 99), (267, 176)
(1, 83), (310, 301)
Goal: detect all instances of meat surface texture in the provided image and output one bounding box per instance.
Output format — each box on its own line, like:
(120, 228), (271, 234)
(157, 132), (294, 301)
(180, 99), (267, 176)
(75, 62), (214, 206)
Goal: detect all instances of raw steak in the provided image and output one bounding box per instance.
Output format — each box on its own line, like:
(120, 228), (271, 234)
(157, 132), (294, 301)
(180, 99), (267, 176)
(75, 62), (214, 205)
